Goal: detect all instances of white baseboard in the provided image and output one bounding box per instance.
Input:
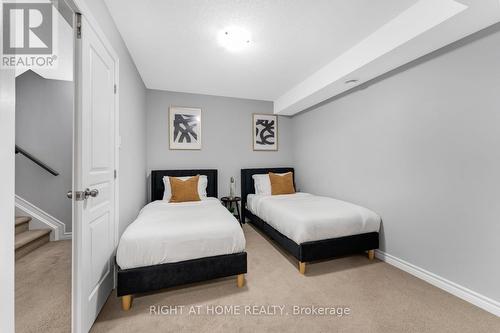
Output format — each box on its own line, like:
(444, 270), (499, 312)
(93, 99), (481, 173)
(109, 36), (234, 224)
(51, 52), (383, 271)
(375, 249), (500, 317)
(15, 195), (72, 241)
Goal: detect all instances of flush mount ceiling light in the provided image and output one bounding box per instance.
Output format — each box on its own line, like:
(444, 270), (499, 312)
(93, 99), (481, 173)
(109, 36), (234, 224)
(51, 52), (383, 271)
(218, 26), (251, 52)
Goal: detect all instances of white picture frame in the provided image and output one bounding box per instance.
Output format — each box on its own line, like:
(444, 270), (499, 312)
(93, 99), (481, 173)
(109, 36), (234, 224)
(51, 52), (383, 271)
(253, 113), (278, 151)
(169, 106), (202, 150)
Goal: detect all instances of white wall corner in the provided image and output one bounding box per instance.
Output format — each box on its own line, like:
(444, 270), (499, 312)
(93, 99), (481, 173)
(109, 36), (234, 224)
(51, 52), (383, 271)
(375, 250), (500, 317)
(15, 195), (72, 241)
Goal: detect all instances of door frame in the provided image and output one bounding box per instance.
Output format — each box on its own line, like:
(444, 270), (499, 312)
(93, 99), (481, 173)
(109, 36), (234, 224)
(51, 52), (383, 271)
(0, 68), (16, 333)
(70, 0), (120, 332)
(0, 4), (16, 333)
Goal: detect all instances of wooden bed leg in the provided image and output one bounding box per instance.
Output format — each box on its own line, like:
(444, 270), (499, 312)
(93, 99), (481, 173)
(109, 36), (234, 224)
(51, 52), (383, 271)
(368, 250), (375, 260)
(299, 261), (306, 275)
(237, 274), (245, 288)
(122, 295), (133, 311)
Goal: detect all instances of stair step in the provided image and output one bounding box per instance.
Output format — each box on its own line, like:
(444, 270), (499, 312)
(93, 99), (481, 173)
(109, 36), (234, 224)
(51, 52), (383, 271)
(15, 216), (31, 235)
(15, 229), (51, 260)
(15, 216), (31, 226)
(15, 229), (50, 249)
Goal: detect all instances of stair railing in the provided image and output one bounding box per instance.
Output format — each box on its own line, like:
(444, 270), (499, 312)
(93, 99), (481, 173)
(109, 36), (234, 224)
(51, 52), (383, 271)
(15, 145), (59, 176)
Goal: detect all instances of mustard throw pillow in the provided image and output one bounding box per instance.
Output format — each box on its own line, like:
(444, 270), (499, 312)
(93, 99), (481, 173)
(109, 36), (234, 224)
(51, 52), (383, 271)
(269, 172), (295, 195)
(169, 175), (201, 203)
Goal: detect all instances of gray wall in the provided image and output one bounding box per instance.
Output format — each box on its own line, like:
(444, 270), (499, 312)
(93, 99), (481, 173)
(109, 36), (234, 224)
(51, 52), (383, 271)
(87, 0), (148, 236)
(15, 71), (73, 231)
(146, 90), (294, 198)
(291, 25), (500, 302)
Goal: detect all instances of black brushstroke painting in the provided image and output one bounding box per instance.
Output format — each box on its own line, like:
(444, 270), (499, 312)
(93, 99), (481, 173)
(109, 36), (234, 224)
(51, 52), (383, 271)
(255, 119), (275, 145)
(173, 114), (198, 143)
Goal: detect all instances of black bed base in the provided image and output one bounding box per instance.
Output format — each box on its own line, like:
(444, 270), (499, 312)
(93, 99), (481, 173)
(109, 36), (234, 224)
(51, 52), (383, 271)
(117, 252), (247, 297)
(246, 209), (378, 263)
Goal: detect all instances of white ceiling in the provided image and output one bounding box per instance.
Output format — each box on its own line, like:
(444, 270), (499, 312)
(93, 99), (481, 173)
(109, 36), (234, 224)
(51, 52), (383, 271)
(105, 0), (500, 115)
(105, 0), (416, 100)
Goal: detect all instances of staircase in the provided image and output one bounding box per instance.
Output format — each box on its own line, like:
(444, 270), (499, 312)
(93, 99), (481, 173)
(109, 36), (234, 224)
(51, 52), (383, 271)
(15, 216), (51, 259)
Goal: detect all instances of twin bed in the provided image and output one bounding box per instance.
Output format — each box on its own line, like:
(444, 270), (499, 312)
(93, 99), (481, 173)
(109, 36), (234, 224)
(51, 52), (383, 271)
(241, 168), (380, 274)
(116, 170), (247, 310)
(116, 168), (381, 310)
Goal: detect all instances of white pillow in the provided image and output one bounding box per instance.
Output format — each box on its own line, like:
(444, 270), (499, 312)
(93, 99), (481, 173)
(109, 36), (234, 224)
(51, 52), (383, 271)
(252, 174), (271, 195)
(252, 172), (292, 196)
(163, 175), (208, 201)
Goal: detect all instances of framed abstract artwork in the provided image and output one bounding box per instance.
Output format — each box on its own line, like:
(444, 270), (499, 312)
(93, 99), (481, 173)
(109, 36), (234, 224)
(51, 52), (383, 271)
(253, 113), (278, 151)
(169, 106), (202, 150)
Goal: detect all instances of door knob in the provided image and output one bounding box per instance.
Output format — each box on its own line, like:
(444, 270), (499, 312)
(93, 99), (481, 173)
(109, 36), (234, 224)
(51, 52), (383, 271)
(67, 189), (98, 200)
(84, 188), (99, 198)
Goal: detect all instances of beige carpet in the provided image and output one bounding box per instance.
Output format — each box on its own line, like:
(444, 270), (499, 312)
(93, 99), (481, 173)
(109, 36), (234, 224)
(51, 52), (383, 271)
(16, 240), (71, 333)
(92, 224), (499, 333)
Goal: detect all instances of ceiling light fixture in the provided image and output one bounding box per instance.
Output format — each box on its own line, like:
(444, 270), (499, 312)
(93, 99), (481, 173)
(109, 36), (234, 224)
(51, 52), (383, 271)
(345, 79), (359, 85)
(218, 26), (251, 52)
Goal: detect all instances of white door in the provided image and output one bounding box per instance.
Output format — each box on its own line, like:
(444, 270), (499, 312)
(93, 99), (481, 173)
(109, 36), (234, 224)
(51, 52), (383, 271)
(73, 14), (117, 333)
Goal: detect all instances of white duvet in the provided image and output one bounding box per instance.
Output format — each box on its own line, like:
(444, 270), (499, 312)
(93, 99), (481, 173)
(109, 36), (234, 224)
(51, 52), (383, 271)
(247, 193), (380, 244)
(117, 198), (246, 269)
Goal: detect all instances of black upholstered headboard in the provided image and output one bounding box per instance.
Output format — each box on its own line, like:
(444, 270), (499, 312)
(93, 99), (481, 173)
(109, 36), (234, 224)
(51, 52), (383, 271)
(150, 169), (218, 202)
(240, 167), (295, 222)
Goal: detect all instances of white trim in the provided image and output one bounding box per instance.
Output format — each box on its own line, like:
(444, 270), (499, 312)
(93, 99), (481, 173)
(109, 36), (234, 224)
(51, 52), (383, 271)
(375, 250), (500, 317)
(15, 195), (72, 241)
(0, 67), (16, 333)
(113, 59), (120, 286)
(72, 10), (81, 333)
